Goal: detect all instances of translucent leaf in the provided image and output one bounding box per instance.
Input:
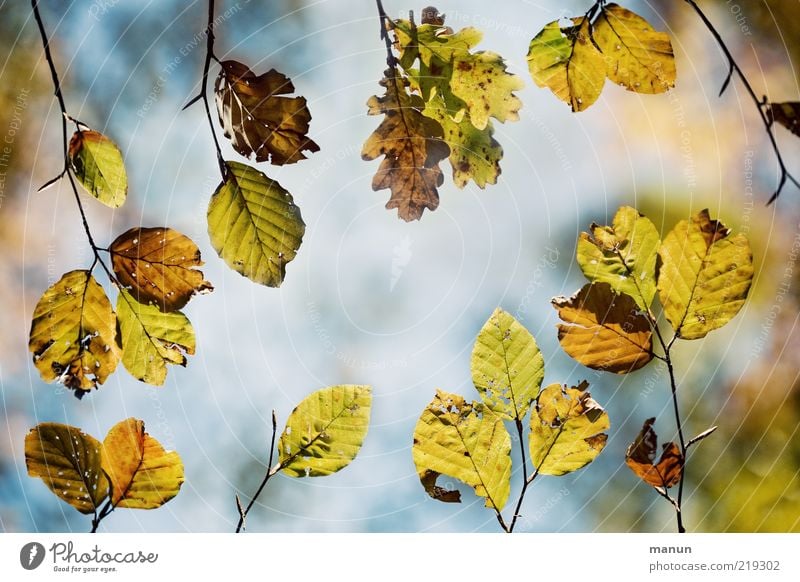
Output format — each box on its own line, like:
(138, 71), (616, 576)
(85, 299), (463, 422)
(529, 382), (609, 476)
(471, 307), (544, 421)
(214, 60), (320, 165)
(28, 270), (121, 395)
(767, 102), (800, 137)
(68, 130), (127, 208)
(593, 3), (676, 94)
(576, 206), (660, 310)
(552, 282), (653, 373)
(657, 209), (753, 339)
(625, 417), (682, 488)
(278, 385), (372, 477)
(412, 390), (511, 511)
(116, 289), (195, 385)
(208, 161), (305, 286)
(25, 423), (109, 514)
(527, 18), (605, 112)
(110, 227), (213, 312)
(101, 418), (184, 509)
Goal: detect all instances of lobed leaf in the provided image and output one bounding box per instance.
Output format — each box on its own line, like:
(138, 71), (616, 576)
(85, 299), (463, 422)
(68, 130), (127, 208)
(625, 417), (682, 488)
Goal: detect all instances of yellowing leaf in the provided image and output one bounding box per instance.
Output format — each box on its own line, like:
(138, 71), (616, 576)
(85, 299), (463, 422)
(278, 385), (372, 477)
(657, 209), (753, 339)
(110, 227), (213, 312)
(552, 282), (653, 373)
(25, 423), (109, 514)
(393, 21), (483, 75)
(576, 206), (660, 310)
(412, 390), (511, 511)
(361, 71), (450, 221)
(527, 18), (605, 112)
(28, 270), (120, 395)
(208, 161), (305, 286)
(768, 102), (800, 137)
(116, 289), (195, 385)
(593, 3), (676, 94)
(68, 130), (127, 208)
(101, 418), (184, 509)
(215, 60), (320, 165)
(529, 382), (609, 476)
(625, 417), (683, 488)
(471, 307), (544, 421)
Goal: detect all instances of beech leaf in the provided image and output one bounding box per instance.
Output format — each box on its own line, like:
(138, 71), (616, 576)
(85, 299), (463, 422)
(625, 417), (683, 488)
(68, 130), (127, 208)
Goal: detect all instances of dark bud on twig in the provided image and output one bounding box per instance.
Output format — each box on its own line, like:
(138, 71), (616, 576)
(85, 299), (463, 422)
(421, 6), (445, 26)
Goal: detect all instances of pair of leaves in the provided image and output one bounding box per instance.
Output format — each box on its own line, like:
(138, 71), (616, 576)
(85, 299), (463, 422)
(528, 3), (676, 112)
(625, 418), (682, 489)
(25, 419), (183, 515)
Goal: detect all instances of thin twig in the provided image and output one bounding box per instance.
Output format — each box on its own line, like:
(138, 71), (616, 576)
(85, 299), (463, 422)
(505, 419), (537, 534)
(235, 410), (279, 533)
(374, 0), (398, 69)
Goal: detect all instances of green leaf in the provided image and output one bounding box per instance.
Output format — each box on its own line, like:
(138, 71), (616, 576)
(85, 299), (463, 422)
(576, 206), (660, 310)
(412, 390), (511, 511)
(529, 382), (609, 476)
(657, 209), (754, 339)
(68, 130), (127, 208)
(471, 307), (544, 421)
(116, 289), (195, 385)
(25, 423), (109, 514)
(208, 161), (305, 286)
(278, 385), (372, 477)
(28, 270), (121, 395)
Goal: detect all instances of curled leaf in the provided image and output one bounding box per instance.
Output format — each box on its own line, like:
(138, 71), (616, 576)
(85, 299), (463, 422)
(625, 417), (683, 488)
(68, 130), (127, 208)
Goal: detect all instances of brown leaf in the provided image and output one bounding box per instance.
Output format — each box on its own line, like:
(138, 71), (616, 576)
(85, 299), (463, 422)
(361, 70), (451, 221)
(215, 60), (320, 165)
(768, 102), (800, 137)
(625, 417), (683, 488)
(110, 227), (213, 312)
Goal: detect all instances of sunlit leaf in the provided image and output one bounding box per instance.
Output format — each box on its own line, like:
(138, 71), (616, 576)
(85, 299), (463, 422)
(471, 307), (544, 421)
(412, 390), (511, 510)
(68, 130), (127, 208)
(552, 282), (653, 373)
(110, 227), (213, 312)
(529, 382), (609, 476)
(28, 270), (120, 395)
(767, 102), (800, 137)
(25, 423), (109, 514)
(657, 209), (753, 339)
(625, 417), (682, 488)
(278, 385), (372, 477)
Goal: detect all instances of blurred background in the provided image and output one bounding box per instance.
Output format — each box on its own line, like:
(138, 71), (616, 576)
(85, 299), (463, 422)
(1, 0), (798, 533)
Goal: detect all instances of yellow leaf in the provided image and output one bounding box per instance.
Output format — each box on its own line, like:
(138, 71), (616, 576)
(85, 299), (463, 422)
(68, 130), (127, 208)
(625, 417), (683, 488)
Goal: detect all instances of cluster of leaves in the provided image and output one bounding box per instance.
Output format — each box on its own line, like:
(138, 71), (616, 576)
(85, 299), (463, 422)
(25, 419), (183, 531)
(412, 308), (609, 532)
(362, 8), (523, 221)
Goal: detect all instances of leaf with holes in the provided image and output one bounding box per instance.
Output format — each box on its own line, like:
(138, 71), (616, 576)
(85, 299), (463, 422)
(111, 227), (213, 312)
(625, 417), (683, 488)
(768, 102), (800, 137)
(278, 385), (372, 477)
(68, 130), (127, 208)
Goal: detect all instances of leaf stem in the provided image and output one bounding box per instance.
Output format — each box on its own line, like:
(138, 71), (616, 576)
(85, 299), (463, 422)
(235, 410), (279, 533)
(504, 418), (537, 533)
(374, 0), (398, 70)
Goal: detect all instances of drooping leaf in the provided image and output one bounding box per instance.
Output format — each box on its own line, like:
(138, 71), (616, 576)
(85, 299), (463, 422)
(68, 130), (127, 208)
(552, 282), (653, 373)
(767, 102), (800, 137)
(215, 60), (320, 165)
(278, 385), (372, 477)
(110, 227), (213, 312)
(361, 71), (450, 221)
(208, 161), (305, 286)
(593, 3), (676, 94)
(625, 417), (683, 488)
(527, 17), (606, 112)
(529, 382), (609, 476)
(25, 423), (109, 514)
(116, 289), (195, 385)
(412, 390), (511, 510)
(471, 307), (544, 421)
(657, 209), (753, 339)
(101, 418), (184, 509)
(28, 270), (121, 395)
(576, 206), (660, 310)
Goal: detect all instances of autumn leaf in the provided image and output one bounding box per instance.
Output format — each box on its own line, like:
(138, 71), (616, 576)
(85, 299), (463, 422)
(68, 130), (127, 208)
(111, 227), (213, 312)
(278, 385), (372, 477)
(657, 209), (753, 339)
(552, 282), (653, 373)
(529, 382), (609, 476)
(28, 270), (121, 395)
(626, 417), (683, 489)
(215, 60), (320, 165)
(207, 161), (305, 286)
(412, 390), (511, 510)
(767, 102), (800, 137)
